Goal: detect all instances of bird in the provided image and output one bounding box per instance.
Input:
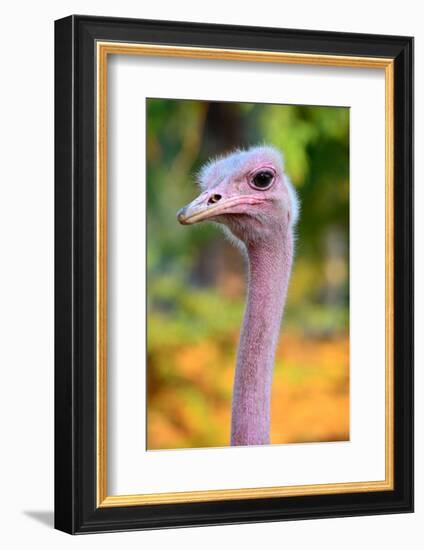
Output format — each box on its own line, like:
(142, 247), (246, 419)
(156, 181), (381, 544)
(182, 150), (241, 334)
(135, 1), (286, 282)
(177, 145), (299, 446)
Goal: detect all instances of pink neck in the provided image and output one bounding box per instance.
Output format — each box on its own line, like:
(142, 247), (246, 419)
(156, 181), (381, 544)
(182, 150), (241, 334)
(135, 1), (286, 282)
(231, 230), (293, 446)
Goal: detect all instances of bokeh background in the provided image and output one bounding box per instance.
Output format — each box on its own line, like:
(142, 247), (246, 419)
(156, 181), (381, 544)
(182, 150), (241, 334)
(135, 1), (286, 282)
(146, 98), (349, 450)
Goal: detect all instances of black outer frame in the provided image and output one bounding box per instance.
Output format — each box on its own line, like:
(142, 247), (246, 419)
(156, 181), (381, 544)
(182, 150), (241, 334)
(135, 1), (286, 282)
(54, 15), (414, 534)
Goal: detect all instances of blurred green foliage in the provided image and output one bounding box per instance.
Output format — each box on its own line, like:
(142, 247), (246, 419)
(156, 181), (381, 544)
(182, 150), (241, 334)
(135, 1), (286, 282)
(146, 99), (349, 449)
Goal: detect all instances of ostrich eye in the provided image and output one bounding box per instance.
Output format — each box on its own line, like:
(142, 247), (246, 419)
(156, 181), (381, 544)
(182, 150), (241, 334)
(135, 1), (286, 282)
(252, 170), (274, 189)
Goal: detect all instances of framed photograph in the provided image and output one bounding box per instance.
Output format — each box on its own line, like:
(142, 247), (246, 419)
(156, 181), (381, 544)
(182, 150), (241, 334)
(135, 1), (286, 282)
(54, 15), (413, 534)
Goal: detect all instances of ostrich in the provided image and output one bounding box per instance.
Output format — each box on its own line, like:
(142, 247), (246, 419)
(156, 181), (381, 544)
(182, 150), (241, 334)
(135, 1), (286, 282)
(177, 146), (299, 446)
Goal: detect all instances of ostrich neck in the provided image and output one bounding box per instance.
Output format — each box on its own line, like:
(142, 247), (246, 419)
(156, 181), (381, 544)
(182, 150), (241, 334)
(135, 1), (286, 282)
(231, 230), (293, 446)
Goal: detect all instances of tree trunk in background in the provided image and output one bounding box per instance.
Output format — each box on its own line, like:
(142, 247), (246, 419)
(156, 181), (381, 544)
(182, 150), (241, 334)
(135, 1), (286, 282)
(192, 103), (246, 291)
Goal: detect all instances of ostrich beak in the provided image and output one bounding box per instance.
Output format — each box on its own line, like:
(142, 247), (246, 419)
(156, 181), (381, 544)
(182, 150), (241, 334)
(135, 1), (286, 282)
(177, 191), (264, 225)
(177, 191), (220, 225)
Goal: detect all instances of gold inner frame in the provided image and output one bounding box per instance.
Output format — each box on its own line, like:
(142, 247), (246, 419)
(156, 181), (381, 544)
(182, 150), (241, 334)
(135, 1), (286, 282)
(96, 42), (394, 508)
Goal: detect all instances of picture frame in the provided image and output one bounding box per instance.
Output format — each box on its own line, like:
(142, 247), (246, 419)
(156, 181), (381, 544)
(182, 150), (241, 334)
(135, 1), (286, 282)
(54, 15), (414, 534)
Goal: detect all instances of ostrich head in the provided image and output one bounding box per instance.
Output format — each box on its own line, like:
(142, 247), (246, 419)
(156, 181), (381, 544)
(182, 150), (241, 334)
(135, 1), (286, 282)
(177, 145), (299, 245)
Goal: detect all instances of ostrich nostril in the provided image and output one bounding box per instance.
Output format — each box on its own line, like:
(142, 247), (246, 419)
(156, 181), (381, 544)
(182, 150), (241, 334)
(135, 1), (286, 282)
(208, 194), (222, 205)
